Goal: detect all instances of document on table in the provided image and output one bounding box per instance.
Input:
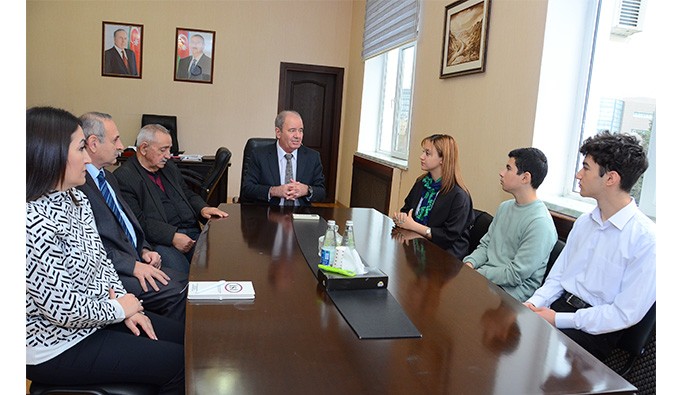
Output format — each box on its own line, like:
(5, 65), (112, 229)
(187, 280), (255, 300)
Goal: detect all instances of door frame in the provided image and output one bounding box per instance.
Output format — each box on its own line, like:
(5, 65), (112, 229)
(278, 62), (344, 204)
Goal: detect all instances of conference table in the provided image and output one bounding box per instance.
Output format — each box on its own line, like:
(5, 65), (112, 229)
(185, 204), (635, 394)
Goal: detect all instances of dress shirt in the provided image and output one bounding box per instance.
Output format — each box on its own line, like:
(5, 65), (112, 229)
(526, 199), (656, 335)
(274, 143), (298, 206)
(86, 164), (138, 248)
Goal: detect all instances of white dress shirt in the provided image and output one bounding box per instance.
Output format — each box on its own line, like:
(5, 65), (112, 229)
(526, 199), (656, 335)
(276, 143), (297, 206)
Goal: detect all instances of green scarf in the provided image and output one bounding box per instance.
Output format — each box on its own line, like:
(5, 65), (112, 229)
(414, 174), (441, 225)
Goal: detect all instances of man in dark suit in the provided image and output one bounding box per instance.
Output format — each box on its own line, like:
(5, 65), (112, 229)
(103, 29), (138, 76)
(114, 123), (228, 268)
(240, 110), (326, 206)
(78, 112), (186, 322)
(176, 34), (211, 81)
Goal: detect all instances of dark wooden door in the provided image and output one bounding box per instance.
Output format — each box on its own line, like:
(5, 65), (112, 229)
(278, 62), (344, 204)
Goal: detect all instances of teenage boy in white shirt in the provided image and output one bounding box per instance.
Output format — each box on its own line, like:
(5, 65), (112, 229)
(524, 131), (655, 361)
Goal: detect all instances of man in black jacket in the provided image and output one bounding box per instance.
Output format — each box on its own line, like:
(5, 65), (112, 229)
(240, 110), (326, 206)
(114, 123), (228, 270)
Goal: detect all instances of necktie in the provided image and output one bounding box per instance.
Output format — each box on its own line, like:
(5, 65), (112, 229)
(121, 50), (129, 72)
(190, 58), (198, 75)
(284, 153), (294, 206)
(97, 170), (135, 247)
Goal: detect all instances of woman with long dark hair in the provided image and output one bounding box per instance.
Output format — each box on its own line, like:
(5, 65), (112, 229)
(26, 106), (185, 393)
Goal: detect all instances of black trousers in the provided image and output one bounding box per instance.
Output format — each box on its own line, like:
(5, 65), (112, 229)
(119, 266), (188, 322)
(178, 226), (202, 263)
(27, 312), (185, 394)
(551, 295), (623, 361)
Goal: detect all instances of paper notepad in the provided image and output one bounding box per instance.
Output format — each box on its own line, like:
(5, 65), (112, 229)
(187, 280), (255, 300)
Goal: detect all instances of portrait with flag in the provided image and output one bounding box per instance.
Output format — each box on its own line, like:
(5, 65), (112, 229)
(102, 21), (143, 79)
(174, 27), (215, 84)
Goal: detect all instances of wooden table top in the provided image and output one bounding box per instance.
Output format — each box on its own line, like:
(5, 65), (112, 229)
(185, 204), (634, 395)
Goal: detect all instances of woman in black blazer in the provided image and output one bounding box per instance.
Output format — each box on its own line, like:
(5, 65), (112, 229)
(392, 134), (475, 259)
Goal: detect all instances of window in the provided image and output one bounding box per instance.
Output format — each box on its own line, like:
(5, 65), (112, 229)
(359, 43), (415, 161)
(533, 0), (658, 219)
(358, 0), (419, 166)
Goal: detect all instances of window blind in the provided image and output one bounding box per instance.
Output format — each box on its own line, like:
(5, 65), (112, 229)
(362, 0), (420, 60)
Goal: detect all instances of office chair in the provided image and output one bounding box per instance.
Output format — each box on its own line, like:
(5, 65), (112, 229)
(141, 114), (181, 155)
(611, 302), (656, 376)
(29, 381), (157, 395)
(181, 147), (232, 203)
(541, 239), (565, 285)
(233, 137), (277, 204)
(467, 209), (493, 255)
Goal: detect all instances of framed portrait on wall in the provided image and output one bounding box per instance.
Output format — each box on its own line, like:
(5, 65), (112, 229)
(440, 0), (491, 78)
(174, 28), (215, 84)
(102, 21), (143, 78)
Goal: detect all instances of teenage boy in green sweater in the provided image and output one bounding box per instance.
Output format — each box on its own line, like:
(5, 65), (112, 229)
(464, 148), (557, 301)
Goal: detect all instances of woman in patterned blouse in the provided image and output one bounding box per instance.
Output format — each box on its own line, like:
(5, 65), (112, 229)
(26, 107), (185, 394)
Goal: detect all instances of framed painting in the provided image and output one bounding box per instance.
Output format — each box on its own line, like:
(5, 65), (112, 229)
(174, 28), (215, 84)
(102, 21), (143, 78)
(440, 0), (491, 78)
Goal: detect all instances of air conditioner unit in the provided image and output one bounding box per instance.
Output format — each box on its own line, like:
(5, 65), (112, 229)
(611, 0), (647, 37)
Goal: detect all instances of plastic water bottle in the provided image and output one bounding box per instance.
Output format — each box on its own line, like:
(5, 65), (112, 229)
(321, 220), (337, 266)
(342, 220), (355, 249)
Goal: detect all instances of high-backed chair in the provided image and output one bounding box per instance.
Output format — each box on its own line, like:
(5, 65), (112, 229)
(541, 239), (565, 285)
(181, 147), (232, 204)
(467, 209), (493, 256)
(141, 114), (180, 155)
(611, 302), (656, 376)
(234, 137), (277, 204)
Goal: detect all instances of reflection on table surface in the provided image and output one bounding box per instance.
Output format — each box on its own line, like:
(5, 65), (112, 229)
(186, 204), (635, 395)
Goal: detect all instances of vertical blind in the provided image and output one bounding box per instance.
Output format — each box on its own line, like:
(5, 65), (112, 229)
(362, 0), (420, 60)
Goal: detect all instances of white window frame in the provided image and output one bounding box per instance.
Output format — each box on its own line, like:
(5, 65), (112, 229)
(358, 42), (417, 168)
(533, 0), (657, 220)
(376, 42), (415, 161)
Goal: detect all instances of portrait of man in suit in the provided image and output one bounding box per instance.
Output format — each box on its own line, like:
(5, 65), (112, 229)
(102, 23), (142, 78)
(175, 29), (214, 83)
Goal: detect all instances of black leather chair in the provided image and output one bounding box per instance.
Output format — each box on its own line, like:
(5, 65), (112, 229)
(141, 114), (181, 155)
(181, 147), (232, 204)
(29, 381), (157, 395)
(541, 239), (565, 285)
(467, 209), (493, 255)
(234, 137), (277, 204)
(612, 302), (656, 376)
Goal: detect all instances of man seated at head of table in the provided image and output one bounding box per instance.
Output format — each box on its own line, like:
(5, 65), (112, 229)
(524, 131), (655, 362)
(464, 147), (557, 302)
(240, 110), (326, 206)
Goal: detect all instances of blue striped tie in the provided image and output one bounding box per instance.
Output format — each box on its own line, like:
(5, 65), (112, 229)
(97, 170), (135, 247)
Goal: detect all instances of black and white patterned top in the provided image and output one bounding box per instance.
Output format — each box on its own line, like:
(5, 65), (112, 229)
(26, 189), (127, 365)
